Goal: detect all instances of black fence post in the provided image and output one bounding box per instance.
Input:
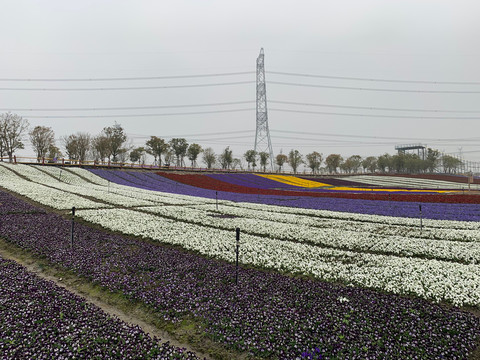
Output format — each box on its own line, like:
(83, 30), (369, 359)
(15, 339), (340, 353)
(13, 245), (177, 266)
(235, 227), (240, 285)
(71, 206), (75, 248)
(216, 191), (218, 210)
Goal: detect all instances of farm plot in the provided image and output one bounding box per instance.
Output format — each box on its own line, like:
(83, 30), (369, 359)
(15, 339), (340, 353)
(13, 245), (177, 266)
(1, 163), (480, 307)
(0, 253), (200, 359)
(0, 189), (479, 359)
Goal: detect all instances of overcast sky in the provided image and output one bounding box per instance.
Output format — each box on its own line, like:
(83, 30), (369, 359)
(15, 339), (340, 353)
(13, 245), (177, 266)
(2, 0), (480, 167)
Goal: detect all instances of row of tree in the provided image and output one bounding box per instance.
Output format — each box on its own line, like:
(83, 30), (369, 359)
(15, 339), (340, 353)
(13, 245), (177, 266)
(0, 112), (467, 174)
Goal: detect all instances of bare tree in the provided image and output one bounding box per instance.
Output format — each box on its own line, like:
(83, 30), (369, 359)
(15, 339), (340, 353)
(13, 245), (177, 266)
(0, 112), (29, 162)
(29, 126), (55, 161)
(202, 147), (216, 169)
(76, 132), (91, 163)
(232, 158), (243, 170)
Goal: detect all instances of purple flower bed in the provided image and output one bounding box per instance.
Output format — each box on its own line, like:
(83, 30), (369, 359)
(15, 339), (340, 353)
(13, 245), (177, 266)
(0, 191), (46, 214)
(88, 170), (480, 221)
(1, 192), (479, 359)
(0, 254), (200, 359)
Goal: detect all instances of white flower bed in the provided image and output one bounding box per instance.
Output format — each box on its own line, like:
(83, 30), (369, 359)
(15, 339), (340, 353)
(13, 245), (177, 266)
(0, 163), (220, 207)
(66, 166), (111, 186)
(339, 174), (474, 189)
(189, 203), (480, 239)
(231, 201), (480, 230)
(77, 207), (480, 307)
(0, 164), (103, 210)
(142, 205), (480, 263)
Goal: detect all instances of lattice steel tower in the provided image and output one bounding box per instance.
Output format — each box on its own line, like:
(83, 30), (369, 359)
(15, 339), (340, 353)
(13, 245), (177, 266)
(254, 48), (274, 171)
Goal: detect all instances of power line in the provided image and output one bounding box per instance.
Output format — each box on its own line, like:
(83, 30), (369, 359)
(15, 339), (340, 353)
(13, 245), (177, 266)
(268, 71), (480, 85)
(5, 99), (479, 114)
(0, 71), (255, 82)
(20, 108), (254, 118)
(269, 100), (480, 114)
(16, 106), (480, 120)
(271, 134), (394, 145)
(5, 80), (477, 93)
(269, 107), (480, 120)
(3, 100), (254, 112)
(127, 129), (255, 138)
(0, 81), (254, 91)
(269, 81), (480, 94)
(270, 129), (480, 142)
(1, 69), (476, 85)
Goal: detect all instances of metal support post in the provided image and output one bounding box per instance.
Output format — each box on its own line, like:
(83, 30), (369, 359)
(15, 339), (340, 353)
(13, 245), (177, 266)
(235, 227), (240, 285)
(71, 207), (75, 248)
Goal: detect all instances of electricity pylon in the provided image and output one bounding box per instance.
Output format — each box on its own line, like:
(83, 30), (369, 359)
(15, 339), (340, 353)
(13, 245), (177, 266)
(254, 48), (274, 171)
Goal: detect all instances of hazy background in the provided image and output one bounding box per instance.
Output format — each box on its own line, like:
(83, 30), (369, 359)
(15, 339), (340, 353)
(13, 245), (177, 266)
(2, 0), (480, 168)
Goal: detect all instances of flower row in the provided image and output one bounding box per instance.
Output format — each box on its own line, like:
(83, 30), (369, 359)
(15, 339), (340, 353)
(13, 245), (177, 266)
(0, 254), (200, 359)
(1, 194), (479, 359)
(76, 207), (480, 307)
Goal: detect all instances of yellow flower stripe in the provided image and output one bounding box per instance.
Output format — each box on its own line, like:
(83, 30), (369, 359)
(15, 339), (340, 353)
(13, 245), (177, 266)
(256, 174), (453, 193)
(256, 174), (331, 187)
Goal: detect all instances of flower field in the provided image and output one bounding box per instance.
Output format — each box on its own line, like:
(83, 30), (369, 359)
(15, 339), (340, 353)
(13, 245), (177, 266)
(1, 162), (480, 358)
(0, 253), (200, 359)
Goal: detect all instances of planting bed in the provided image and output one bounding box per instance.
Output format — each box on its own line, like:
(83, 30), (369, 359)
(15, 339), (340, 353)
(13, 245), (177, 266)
(1, 163), (480, 359)
(0, 252), (199, 359)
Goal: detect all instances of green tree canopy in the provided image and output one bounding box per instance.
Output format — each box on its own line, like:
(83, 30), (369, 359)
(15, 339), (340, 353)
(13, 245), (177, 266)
(259, 152), (270, 172)
(288, 149), (303, 174)
(102, 123), (127, 162)
(145, 136), (168, 166)
(325, 154), (342, 173)
(244, 150), (257, 171)
(169, 138), (188, 167)
(306, 151), (323, 174)
(187, 143), (203, 167)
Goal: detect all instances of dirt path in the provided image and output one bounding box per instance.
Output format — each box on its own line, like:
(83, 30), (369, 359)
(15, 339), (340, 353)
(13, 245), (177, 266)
(0, 242), (212, 360)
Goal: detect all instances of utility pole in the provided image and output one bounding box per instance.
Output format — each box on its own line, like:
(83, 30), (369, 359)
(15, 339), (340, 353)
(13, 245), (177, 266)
(255, 48), (274, 171)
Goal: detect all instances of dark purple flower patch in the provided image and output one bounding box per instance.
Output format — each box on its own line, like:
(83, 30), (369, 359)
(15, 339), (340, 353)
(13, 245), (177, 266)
(1, 191), (479, 359)
(0, 191), (46, 214)
(0, 254), (200, 359)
